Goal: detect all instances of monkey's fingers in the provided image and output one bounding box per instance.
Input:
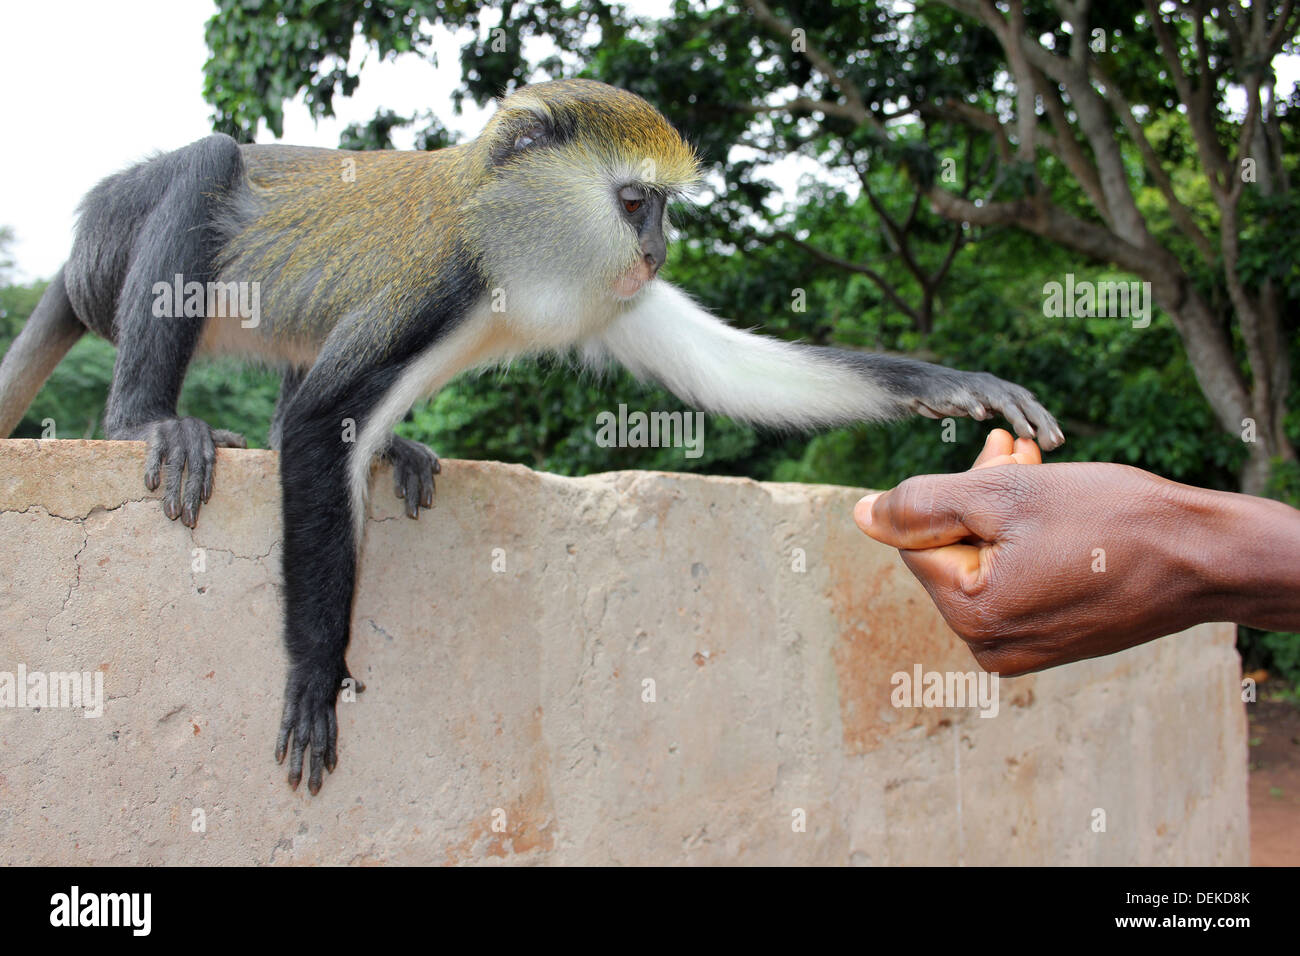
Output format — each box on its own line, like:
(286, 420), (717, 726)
(142, 424), (166, 492)
(156, 421), (190, 524)
(182, 442), (214, 525)
(277, 667), (343, 793)
(276, 686), (304, 769)
(973, 375), (1063, 451)
(140, 417), (226, 526)
(307, 709), (331, 794)
(281, 699), (312, 791)
(387, 437), (439, 518)
(1014, 400), (1063, 452)
(926, 372), (1065, 452)
(179, 419), (215, 527)
(275, 697), (297, 774)
(994, 400), (1035, 446)
(325, 707), (339, 774)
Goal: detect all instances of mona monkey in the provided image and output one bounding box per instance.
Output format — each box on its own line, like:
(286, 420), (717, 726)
(0, 79), (1062, 794)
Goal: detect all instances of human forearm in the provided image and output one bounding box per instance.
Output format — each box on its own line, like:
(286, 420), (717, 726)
(1185, 485), (1300, 632)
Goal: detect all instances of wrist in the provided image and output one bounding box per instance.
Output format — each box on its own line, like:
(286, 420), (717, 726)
(1175, 482), (1300, 631)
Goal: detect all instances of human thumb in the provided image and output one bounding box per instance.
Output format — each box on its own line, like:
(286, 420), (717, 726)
(854, 475), (977, 550)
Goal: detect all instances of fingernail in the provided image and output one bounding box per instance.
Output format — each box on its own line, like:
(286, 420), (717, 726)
(854, 493), (881, 530)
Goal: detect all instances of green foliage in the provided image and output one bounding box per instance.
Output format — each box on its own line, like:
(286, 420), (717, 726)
(1, 279), (113, 439)
(1241, 628), (1300, 699)
(0, 226), (15, 278)
(338, 109), (457, 151)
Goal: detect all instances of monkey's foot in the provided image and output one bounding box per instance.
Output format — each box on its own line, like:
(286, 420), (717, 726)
(383, 436), (440, 518)
(276, 661), (345, 795)
(118, 417), (246, 527)
(912, 372), (1065, 451)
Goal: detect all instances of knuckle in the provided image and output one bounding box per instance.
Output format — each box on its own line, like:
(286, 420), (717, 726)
(975, 643), (1033, 677)
(884, 477), (922, 533)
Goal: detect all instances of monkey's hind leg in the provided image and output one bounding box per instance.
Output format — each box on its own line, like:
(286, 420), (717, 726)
(0, 267), (87, 437)
(99, 135), (248, 527)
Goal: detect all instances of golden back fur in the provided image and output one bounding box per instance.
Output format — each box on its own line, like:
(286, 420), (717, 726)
(214, 79), (700, 360)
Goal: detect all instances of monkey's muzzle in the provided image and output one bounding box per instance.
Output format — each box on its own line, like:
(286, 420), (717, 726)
(613, 258), (657, 299)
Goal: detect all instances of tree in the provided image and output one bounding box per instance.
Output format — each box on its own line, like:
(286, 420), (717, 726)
(743, 0), (1297, 493)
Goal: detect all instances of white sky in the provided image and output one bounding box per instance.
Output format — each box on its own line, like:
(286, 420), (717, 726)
(0, 1), (1293, 282)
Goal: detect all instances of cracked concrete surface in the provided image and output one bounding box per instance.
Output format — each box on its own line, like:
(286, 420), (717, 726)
(0, 439), (1248, 864)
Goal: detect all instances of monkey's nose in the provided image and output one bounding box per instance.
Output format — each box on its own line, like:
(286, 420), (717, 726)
(642, 235), (666, 277)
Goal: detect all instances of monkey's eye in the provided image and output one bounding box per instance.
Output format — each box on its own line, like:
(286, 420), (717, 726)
(619, 186), (644, 214)
(512, 128), (543, 150)
(512, 123), (550, 152)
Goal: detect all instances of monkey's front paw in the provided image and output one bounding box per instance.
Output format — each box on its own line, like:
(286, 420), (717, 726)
(383, 436), (440, 518)
(275, 662), (351, 794)
(914, 373), (1064, 451)
(123, 417), (246, 527)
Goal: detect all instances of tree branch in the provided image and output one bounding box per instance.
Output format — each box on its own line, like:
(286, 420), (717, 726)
(744, 0), (880, 132)
(1089, 60), (1215, 264)
(766, 229), (924, 327)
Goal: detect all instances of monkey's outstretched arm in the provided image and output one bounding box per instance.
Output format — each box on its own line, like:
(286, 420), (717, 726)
(590, 281), (1064, 449)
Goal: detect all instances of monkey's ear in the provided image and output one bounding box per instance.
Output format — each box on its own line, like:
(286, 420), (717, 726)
(492, 112), (557, 166)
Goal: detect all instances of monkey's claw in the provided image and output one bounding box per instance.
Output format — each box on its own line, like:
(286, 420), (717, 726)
(130, 416), (246, 527)
(915, 372), (1064, 451)
(384, 436), (440, 518)
(276, 662), (348, 795)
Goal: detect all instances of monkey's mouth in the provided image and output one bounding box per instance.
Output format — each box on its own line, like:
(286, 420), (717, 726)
(612, 260), (655, 300)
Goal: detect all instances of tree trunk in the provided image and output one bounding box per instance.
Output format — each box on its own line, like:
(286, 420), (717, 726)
(1160, 290), (1295, 495)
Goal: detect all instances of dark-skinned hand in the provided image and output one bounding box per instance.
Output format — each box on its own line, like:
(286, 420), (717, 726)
(855, 429), (1300, 675)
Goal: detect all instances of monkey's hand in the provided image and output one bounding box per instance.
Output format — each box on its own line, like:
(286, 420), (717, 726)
(119, 417), (247, 527)
(276, 661), (364, 794)
(909, 371), (1064, 451)
(382, 436), (440, 518)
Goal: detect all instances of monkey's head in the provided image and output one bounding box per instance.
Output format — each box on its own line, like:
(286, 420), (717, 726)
(468, 79), (701, 338)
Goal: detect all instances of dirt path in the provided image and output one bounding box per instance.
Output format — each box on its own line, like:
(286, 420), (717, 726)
(1248, 697), (1300, 866)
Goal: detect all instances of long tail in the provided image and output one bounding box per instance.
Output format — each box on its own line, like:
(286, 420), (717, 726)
(0, 266), (87, 437)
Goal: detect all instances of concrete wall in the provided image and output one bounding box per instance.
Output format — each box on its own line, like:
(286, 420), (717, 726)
(0, 438), (1248, 865)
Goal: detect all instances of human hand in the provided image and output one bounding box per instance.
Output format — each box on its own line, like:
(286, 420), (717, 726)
(853, 431), (1231, 674)
(965, 427), (1042, 470)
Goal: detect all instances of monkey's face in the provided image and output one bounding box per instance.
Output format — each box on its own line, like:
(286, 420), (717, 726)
(610, 184), (668, 300)
(468, 80), (699, 340)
